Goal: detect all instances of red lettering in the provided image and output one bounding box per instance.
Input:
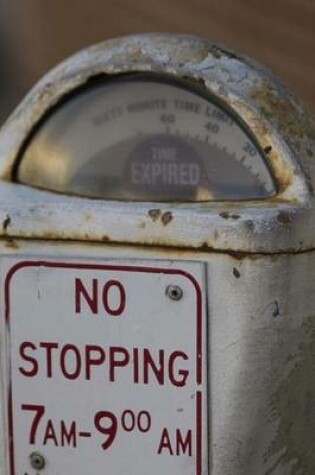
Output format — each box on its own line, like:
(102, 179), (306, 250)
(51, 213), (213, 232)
(121, 410), (136, 432)
(60, 344), (82, 380)
(75, 278), (98, 314)
(21, 404), (45, 444)
(133, 348), (139, 384)
(19, 342), (38, 377)
(169, 351), (189, 387)
(19, 342), (190, 387)
(94, 411), (118, 450)
(157, 428), (174, 455)
(143, 349), (164, 385)
(102, 280), (126, 316)
(43, 420), (58, 446)
(137, 411), (151, 433)
(39, 342), (58, 377)
(109, 347), (129, 381)
(176, 429), (192, 456)
(120, 410), (151, 433)
(157, 428), (192, 456)
(85, 345), (106, 380)
(61, 420), (77, 447)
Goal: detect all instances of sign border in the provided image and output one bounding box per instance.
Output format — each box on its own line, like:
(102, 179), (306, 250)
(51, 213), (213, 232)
(4, 260), (204, 475)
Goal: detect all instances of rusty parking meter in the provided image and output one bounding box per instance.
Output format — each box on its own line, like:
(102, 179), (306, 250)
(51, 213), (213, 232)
(0, 34), (314, 475)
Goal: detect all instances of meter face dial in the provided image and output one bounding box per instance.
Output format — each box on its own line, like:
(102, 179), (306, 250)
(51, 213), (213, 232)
(17, 76), (276, 201)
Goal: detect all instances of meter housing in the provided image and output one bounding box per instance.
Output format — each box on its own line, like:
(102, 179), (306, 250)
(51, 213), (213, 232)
(0, 35), (314, 475)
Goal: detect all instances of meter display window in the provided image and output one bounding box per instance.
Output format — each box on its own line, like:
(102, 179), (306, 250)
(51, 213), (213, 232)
(17, 75), (276, 201)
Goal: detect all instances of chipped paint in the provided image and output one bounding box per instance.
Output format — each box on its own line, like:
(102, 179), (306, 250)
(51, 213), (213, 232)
(219, 212), (241, 220)
(161, 211), (173, 226)
(0, 34), (312, 251)
(2, 215), (11, 232)
(148, 209), (162, 221)
(0, 233), (313, 474)
(232, 267), (241, 278)
(4, 238), (18, 249)
(277, 212), (293, 225)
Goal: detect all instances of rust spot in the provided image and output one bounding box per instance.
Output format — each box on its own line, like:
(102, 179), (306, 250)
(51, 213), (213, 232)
(251, 83), (315, 143)
(161, 211), (173, 226)
(38, 231), (55, 240)
(102, 235), (110, 242)
(148, 209), (162, 221)
(5, 238), (19, 250)
(228, 251), (263, 261)
(274, 166), (293, 194)
(0, 160), (14, 182)
(2, 215), (11, 232)
(277, 212), (293, 224)
(219, 212), (240, 220)
(249, 82), (315, 193)
(264, 145), (272, 154)
(261, 145), (292, 194)
(233, 267), (241, 278)
(209, 45), (239, 60)
(214, 229), (219, 240)
(138, 222), (146, 229)
(210, 46), (222, 59)
(182, 75), (206, 90)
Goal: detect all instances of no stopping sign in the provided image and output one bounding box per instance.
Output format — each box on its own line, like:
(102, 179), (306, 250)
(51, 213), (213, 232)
(3, 259), (208, 474)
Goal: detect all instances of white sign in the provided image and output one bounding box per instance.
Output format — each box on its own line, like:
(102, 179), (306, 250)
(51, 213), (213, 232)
(3, 259), (207, 474)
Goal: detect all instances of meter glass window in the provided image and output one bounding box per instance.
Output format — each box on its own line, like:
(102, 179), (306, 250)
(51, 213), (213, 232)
(17, 76), (276, 201)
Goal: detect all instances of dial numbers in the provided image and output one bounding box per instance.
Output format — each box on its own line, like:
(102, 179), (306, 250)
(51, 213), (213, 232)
(18, 77), (276, 201)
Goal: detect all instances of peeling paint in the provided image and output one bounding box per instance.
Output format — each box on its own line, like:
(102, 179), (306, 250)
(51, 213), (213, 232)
(161, 211), (173, 226)
(251, 84), (315, 144)
(277, 212), (293, 225)
(148, 209), (161, 221)
(219, 212), (241, 220)
(0, 34), (313, 475)
(0, 34), (312, 252)
(2, 215), (11, 231)
(271, 301), (281, 318)
(4, 238), (18, 249)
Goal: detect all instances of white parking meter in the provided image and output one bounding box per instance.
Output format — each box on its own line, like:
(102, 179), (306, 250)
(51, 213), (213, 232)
(0, 34), (314, 475)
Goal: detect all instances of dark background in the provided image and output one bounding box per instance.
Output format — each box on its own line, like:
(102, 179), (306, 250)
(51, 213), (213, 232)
(0, 0), (314, 123)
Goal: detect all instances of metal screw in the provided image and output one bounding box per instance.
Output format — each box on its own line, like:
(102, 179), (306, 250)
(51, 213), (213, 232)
(30, 452), (45, 471)
(166, 284), (183, 301)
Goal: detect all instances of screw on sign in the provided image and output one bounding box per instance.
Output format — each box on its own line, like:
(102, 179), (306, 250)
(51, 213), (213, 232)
(29, 452), (45, 470)
(21, 405), (193, 457)
(0, 33), (314, 475)
(6, 262), (206, 474)
(21, 405), (155, 451)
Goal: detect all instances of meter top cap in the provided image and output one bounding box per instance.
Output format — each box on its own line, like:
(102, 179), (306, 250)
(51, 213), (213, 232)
(0, 33), (314, 252)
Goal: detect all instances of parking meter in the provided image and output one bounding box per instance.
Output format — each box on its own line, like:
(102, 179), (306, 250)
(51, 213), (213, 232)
(0, 34), (314, 475)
